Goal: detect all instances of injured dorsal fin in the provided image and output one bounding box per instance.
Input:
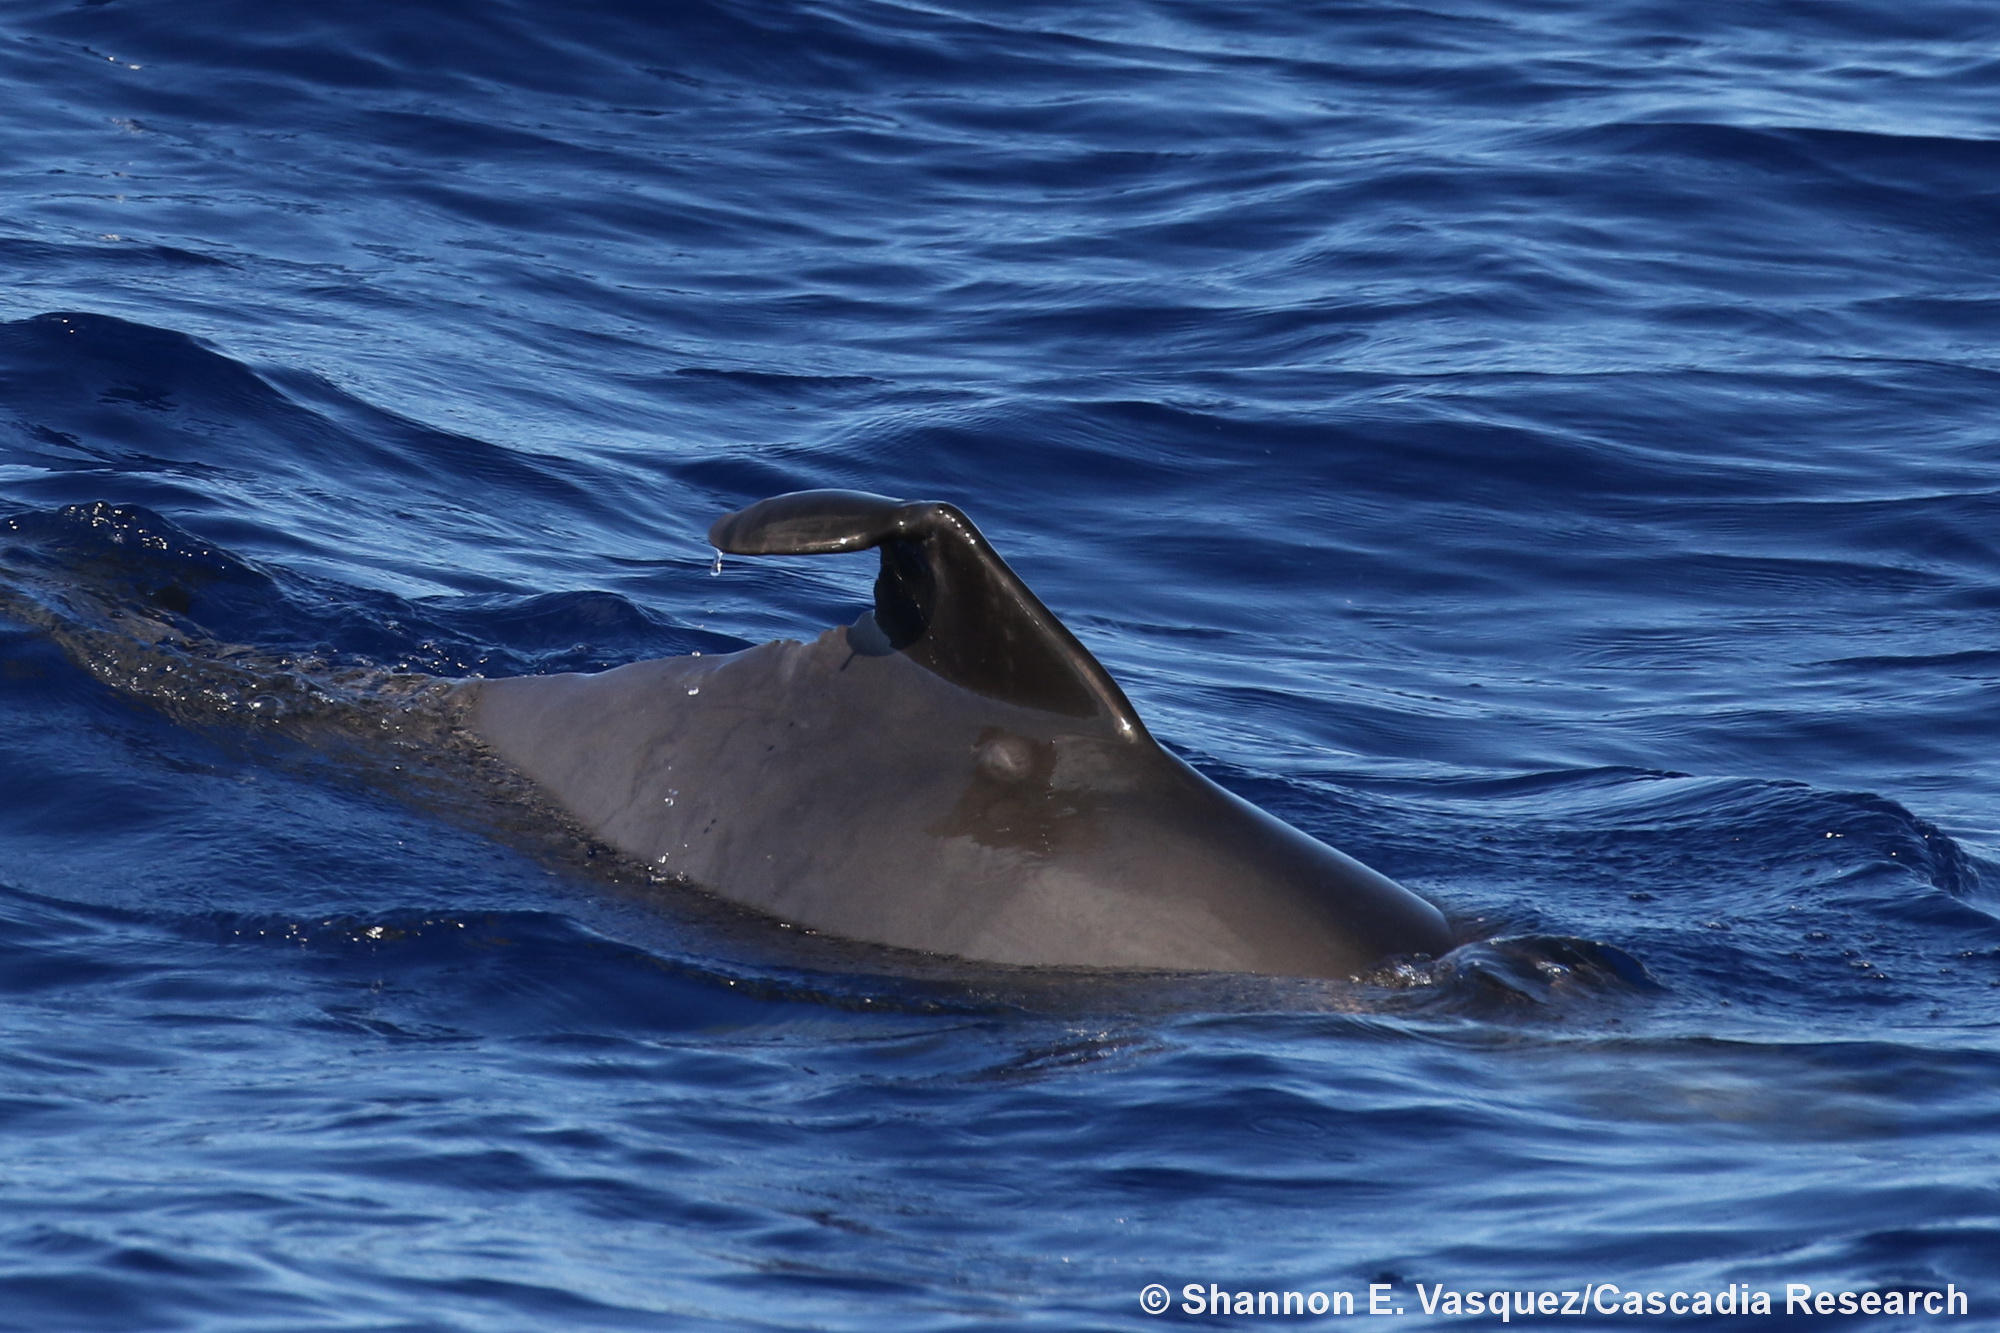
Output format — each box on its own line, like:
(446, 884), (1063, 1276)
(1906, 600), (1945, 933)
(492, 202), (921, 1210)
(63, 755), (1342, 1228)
(709, 490), (1144, 737)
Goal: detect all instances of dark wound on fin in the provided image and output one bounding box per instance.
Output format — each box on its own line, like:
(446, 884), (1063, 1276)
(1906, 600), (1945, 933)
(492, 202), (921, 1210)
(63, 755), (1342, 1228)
(709, 490), (1143, 734)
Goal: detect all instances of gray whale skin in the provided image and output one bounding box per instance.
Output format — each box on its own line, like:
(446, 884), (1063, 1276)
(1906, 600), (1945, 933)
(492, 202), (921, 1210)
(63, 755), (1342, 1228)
(462, 490), (1450, 979)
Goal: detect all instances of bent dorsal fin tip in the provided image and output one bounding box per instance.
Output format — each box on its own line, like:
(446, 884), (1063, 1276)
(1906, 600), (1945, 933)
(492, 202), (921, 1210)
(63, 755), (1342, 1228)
(709, 490), (1143, 736)
(707, 489), (905, 556)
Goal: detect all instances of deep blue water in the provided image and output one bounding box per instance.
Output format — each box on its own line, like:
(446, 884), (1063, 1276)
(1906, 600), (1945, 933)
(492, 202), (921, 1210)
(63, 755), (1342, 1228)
(4, 0), (2000, 1328)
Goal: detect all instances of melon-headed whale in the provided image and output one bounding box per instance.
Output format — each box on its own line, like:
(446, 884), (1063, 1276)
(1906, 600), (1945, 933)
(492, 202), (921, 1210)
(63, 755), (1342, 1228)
(461, 490), (1451, 979)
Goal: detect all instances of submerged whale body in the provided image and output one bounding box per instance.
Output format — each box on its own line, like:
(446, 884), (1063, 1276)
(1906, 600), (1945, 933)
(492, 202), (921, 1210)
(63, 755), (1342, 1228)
(464, 491), (1451, 978)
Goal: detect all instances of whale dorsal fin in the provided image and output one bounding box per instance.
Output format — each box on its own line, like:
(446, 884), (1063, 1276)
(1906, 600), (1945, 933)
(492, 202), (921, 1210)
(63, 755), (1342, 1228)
(709, 490), (1144, 737)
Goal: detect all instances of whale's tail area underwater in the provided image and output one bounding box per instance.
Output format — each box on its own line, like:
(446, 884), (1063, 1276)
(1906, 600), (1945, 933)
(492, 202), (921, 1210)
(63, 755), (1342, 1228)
(466, 491), (1453, 978)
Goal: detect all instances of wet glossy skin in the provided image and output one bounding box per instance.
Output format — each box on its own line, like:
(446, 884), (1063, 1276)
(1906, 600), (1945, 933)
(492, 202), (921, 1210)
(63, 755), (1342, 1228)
(465, 611), (1451, 979)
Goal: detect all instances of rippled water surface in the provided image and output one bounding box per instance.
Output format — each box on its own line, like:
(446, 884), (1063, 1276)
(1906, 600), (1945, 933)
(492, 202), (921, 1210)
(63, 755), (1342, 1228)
(4, 1), (2000, 1328)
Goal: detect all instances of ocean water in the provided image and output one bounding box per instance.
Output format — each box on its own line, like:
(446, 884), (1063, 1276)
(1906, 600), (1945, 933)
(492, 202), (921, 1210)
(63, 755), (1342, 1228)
(3, 0), (1999, 1328)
